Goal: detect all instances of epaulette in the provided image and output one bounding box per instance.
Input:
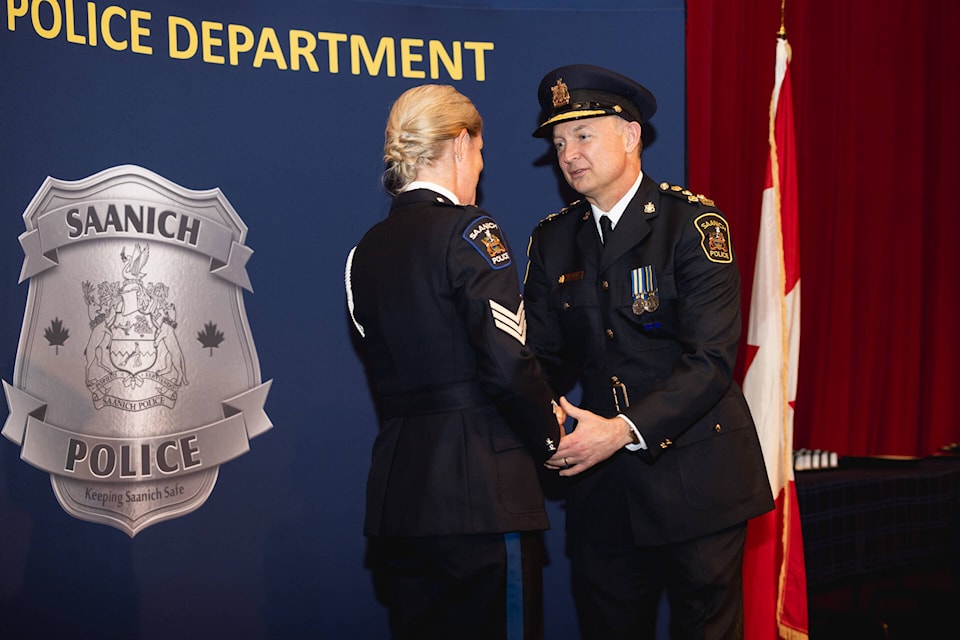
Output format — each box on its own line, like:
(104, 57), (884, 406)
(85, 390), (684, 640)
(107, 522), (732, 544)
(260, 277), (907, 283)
(659, 182), (715, 207)
(538, 199), (585, 226)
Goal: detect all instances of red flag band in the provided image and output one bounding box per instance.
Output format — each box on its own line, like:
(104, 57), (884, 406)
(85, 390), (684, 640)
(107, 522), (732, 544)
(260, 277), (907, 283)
(741, 35), (809, 640)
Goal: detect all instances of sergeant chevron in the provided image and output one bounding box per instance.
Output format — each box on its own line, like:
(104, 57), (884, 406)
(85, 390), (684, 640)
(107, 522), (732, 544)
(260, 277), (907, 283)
(66, 203), (201, 246)
(489, 299), (527, 344)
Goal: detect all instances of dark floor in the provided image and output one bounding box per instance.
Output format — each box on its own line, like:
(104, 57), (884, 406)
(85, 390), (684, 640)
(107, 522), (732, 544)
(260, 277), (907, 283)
(808, 569), (958, 639)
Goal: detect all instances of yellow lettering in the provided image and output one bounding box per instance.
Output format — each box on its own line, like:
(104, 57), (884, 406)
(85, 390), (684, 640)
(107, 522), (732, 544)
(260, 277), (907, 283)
(351, 34), (395, 77)
(400, 38), (424, 79)
(168, 16), (197, 60)
(32, 0), (62, 39)
(130, 10), (150, 54)
(65, 0), (85, 44)
(201, 20), (223, 64)
(289, 29), (318, 71)
(47, 2), (150, 53)
(253, 27), (286, 70)
(7, 0), (28, 32)
(86, 0), (96, 46)
(10, 8), (495, 80)
(464, 41), (493, 81)
(227, 23), (254, 65)
(316, 31), (346, 73)
(429, 40), (460, 80)
(100, 5), (125, 51)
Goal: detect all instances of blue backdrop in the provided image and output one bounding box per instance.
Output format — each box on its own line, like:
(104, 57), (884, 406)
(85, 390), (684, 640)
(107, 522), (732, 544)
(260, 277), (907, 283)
(0, 1), (685, 637)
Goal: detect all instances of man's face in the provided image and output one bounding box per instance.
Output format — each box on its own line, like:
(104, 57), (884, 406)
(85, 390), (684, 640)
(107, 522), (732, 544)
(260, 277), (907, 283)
(551, 116), (636, 210)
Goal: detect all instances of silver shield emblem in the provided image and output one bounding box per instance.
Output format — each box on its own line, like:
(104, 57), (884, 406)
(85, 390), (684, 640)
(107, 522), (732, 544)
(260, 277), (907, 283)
(2, 165), (272, 537)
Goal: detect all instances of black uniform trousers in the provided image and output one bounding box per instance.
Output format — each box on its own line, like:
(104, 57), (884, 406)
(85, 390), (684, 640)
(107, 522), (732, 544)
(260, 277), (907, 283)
(569, 523), (747, 640)
(369, 531), (545, 640)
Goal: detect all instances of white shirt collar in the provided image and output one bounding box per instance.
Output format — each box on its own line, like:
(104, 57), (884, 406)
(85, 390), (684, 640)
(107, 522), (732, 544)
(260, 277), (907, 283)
(404, 181), (460, 205)
(591, 170), (644, 235)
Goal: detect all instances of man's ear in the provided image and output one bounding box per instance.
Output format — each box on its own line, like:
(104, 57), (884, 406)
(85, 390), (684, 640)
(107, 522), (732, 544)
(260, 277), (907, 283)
(624, 120), (643, 154)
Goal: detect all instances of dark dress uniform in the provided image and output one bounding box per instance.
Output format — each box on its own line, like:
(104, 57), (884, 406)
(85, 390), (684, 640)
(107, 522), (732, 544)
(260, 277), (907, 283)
(524, 176), (774, 640)
(347, 187), (562, 640)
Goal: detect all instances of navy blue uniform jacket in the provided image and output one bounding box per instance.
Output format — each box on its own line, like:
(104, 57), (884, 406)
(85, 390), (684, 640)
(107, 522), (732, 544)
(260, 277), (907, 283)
(348, 188), (562, 537)
(524, 175), (774, 545)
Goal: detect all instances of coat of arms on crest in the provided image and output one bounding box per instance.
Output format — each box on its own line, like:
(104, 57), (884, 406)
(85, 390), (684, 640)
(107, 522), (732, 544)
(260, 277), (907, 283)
(2, 165), (272, 536)
(82, 243), (189, 409)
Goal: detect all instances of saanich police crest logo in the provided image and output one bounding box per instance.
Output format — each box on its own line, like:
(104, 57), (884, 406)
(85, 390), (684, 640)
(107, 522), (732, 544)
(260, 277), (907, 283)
(2, 165), (272, 536)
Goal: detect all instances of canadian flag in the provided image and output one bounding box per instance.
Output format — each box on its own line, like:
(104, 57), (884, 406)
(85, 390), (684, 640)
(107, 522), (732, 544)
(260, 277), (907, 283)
(741, 34), (809, 640)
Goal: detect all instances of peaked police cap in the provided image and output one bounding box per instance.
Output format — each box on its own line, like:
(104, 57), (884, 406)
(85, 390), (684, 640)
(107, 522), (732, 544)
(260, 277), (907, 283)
(533, 64), (658, 138)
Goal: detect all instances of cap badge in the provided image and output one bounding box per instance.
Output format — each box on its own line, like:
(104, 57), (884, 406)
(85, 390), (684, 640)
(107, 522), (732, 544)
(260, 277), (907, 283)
(551, 78), (570, 108)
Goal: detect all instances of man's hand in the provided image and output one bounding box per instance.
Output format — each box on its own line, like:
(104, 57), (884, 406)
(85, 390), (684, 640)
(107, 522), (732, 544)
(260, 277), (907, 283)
(544, 396), (634, 476)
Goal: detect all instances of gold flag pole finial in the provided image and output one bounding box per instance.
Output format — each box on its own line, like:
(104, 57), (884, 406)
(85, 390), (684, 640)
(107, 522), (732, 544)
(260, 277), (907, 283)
(778, 0), (787, 39)
(778, 0), (792, 63)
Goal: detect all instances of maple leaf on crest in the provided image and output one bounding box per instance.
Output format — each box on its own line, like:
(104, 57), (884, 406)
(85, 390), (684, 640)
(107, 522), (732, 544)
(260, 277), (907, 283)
(44, 317), (69, 355)
(197, 321), (225, 356)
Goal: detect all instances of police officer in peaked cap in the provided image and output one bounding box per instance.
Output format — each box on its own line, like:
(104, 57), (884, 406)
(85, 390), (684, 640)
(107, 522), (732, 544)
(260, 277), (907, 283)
(524, 64), (774, 640)
(532, 63), (658, 138)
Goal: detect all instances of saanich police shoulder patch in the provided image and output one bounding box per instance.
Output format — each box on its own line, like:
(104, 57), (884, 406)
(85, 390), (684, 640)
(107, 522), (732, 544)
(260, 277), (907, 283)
(694, 212), (733, 264)
(464, 216), (512, 269)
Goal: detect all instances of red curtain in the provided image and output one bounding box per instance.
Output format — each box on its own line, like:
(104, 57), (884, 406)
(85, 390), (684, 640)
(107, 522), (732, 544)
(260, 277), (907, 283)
(686, 0), (960, 457)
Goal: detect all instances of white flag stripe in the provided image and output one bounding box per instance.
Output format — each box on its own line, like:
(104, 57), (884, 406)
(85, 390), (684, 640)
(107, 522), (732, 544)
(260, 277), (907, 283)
(489, 299), (527, 344)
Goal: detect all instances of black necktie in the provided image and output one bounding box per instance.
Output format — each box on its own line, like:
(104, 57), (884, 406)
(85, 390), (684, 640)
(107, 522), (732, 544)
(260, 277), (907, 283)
(600, 215), (614, 245)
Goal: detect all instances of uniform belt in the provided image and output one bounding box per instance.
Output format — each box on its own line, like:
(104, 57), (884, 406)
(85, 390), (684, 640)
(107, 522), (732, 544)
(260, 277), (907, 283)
(377, 382), (492, 418)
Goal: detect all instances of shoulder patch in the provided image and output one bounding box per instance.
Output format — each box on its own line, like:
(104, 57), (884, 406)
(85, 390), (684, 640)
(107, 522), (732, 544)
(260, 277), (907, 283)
(464, 215), (512, 269)
(660, 182), (716, 206)
(694, 212), (733, 264)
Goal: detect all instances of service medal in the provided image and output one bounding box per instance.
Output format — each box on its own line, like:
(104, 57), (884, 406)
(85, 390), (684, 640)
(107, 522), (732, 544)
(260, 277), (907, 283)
(631, 265), (659, 316)
(642, 293), (660, 312)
